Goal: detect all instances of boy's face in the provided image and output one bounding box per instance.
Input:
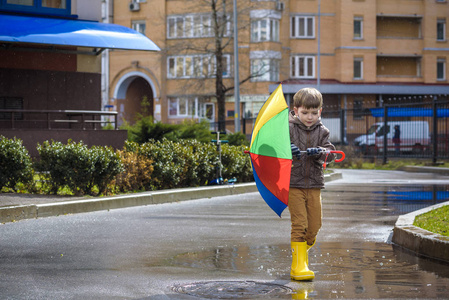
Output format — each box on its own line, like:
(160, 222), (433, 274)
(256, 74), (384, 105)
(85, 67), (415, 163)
(294, 106), (322, 127)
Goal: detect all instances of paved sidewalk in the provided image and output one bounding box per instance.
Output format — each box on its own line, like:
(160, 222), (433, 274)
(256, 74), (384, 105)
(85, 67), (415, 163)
(1, 168), (448, 264)
(0, 183), (259, 223)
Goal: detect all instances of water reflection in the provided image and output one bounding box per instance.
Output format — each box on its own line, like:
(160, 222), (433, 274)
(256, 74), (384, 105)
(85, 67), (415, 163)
(324, 184), (449, 216)
(167, 241), (449, 299)
(373, 185), (449, 214)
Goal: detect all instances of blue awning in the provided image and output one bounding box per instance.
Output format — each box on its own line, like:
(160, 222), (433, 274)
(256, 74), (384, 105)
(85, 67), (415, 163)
(0, 14), (160, 52)
(370, 107), (449, 118)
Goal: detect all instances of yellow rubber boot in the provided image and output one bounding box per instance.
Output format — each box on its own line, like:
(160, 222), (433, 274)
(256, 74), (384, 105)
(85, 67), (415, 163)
(291, 242), (315, 281)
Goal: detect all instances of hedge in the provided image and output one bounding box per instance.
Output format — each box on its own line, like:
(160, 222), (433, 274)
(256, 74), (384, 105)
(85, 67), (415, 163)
(1, 138), (253, 196)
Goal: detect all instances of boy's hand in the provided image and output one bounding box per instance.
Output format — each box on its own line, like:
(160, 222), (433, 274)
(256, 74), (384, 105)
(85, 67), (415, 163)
(291, 143), (301, 159)
(307, 147), (326, 156)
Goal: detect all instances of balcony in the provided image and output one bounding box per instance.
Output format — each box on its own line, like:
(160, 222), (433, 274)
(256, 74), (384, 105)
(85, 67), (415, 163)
(376, 56), (423, 82)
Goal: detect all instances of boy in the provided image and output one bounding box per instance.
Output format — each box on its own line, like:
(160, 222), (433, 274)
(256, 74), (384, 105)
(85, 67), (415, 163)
(289, 87), (335, 281)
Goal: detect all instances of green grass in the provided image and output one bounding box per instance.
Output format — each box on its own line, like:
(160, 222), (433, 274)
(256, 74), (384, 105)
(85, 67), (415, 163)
(413, 205), (449, 237)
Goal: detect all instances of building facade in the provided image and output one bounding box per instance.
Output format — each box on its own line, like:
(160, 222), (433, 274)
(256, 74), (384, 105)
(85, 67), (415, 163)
(108, 0), (448, 136)
(0, 0), (159, 155)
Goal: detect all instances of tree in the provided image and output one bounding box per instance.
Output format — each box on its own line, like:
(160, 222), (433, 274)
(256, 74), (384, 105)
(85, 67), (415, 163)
(165, 0), (267, 131)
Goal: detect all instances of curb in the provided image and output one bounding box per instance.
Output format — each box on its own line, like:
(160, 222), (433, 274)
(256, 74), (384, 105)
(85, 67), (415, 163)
(392, 201), (449, 263)
(398, 165), (449, 176)
(0, 183), (258, 224)
(0, 172), (342, 224)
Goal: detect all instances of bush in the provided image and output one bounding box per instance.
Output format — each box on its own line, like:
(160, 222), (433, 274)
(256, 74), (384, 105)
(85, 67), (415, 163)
(125, 138), (251, 190)
(226, 132), (250, 146)
(113, 150), (154, 193)
(36, 140), (123, 196)
(124, 116), (180, 143)
(221, 144), (253, 182)
(164, 120), (214, 143)
(137, 138), (212, 189)
(0, 136), (33, 191)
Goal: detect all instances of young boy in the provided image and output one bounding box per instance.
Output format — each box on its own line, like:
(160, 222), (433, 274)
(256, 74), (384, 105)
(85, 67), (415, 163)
(289, 87), (335, 281)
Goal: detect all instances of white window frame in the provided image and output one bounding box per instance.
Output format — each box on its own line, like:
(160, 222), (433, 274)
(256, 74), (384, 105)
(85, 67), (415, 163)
(353, 57), (364, 80)
(437, 18), (446, 41)
(437, 58), (446, 80)
(167, 14), (230, 39)
(251, 18), (279, 42)
(167, 54), (231, 79)
(353, 16), (363, 39)
(132, 20), (146, 36)
(251, 59), (280, 81)
(290, 55), (315, 78)
(200, 102), (215, 121)
(168, 97), (199, 118)
(291, 16), (315, 38)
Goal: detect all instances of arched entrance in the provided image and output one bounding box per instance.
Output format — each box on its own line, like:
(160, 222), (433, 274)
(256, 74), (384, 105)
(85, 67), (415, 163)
(113, 72), (157, 126)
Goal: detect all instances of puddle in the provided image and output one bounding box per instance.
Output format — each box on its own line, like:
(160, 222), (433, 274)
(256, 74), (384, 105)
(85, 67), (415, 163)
(173, 281), (293, 299)
(324, 184), (449, 216)
(372, 185), (449, 214)
(168, 241), (449, 299)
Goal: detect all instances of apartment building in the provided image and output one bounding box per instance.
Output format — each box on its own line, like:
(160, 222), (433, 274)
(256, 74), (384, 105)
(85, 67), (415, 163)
(108, 0), (449, 133)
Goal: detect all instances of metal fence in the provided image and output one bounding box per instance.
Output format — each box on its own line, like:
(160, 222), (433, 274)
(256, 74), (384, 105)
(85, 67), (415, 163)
(0, 109), (118, 130)
(213, 100), (449, 163)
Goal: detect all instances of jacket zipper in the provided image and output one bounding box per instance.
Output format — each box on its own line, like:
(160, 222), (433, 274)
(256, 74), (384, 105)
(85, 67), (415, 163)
(305, 131), (310, 188)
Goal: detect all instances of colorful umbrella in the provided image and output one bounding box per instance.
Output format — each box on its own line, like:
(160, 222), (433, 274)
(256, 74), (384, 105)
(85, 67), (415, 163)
(248, 84), (292, 217)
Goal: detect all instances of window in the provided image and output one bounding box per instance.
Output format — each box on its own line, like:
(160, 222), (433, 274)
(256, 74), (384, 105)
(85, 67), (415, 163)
(251, 59), (279, 81)
(437, 18), (446, 41)
(200, 103), (214, 121)
(1, 0), (71, 16)
(168, 97), (214, 120)
(354, 16), (363, 39)
(353, 97), (364, 120)
(0, 97), (23, 120)
(291, 55), (315, 78)
(168, 97), (192, 117)
(251, 18), (279, 42)
(354, 57), (363, 79)
(437, 58), (446, 80)
(167, 54), (231, 79)
(167, 14), (230, 39)
(291, 16), (314, 38)
(132, 20), (146, 36)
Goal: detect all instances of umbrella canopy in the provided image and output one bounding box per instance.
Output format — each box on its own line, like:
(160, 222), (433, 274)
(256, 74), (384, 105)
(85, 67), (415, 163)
(249, 85), (292, 217)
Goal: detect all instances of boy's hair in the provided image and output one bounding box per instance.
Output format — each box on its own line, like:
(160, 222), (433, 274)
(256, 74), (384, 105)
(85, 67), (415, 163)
(293, 87), (323, 109)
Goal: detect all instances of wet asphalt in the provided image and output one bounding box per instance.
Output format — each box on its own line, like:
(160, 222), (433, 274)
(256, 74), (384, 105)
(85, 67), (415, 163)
(0, 169), (449, 299)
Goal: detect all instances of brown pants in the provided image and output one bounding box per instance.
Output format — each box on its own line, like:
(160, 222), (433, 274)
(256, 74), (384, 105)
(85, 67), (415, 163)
(288, 187), (322, 244)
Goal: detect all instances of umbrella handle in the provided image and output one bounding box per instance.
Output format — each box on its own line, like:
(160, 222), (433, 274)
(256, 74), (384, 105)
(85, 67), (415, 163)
(330, 150), (345, 162)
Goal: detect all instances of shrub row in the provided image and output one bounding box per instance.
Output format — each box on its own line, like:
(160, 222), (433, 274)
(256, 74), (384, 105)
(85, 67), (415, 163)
(0, 136), (253, 195)
(35, 140), (123, 196)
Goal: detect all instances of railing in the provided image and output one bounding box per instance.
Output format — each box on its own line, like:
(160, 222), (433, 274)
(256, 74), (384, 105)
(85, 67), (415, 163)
(0, 109), (118, 130)
(211, 100), (449, 162)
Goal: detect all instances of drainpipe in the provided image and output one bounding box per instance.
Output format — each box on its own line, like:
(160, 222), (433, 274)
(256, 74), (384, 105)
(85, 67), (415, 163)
(233, 0), (241, 133)
(101, 0), (112, 114)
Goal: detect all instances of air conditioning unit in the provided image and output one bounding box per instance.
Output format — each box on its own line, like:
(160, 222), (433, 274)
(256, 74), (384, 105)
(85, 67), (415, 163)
(129, 2), (140, 12)
(276, 1), (284, 11)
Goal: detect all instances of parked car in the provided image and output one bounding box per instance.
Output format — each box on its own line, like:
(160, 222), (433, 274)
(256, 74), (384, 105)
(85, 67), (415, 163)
(353, 121), (431, 154)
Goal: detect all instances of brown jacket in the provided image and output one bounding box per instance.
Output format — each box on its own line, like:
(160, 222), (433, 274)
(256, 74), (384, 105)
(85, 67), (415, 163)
(289, 111), (336, 189)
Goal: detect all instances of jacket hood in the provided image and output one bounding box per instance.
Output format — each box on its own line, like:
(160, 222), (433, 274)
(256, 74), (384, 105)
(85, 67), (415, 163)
(289, 110), (321, 131)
